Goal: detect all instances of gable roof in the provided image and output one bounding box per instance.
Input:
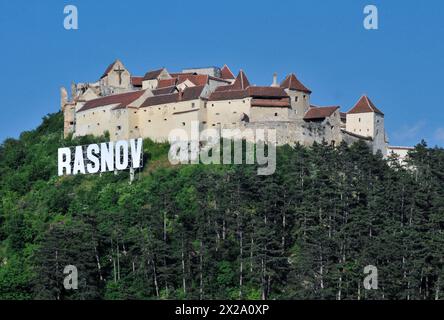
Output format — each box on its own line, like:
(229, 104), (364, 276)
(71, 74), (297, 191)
(209, 86), (289, 101)
(140, 86), (205, 108)
(158, 78), (177, 88)
(131, 76), (143, 87)
(232, 70), (250, 90)
(78, 90), (146, 112)
(347, 96), (384, 115)
(152, 86), (177, 95)
(176, 74), (209, 86)
(280, 73), (311, 94)
(220, 64), (235, 79)
(100, 60), (122, 79)
(304, 106), (339, 120)
(143, 68), (165, 81)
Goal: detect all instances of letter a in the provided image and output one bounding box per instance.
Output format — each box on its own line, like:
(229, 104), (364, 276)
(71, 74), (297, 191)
(363, 5), (378, 30)
(64, 5), (78, 30)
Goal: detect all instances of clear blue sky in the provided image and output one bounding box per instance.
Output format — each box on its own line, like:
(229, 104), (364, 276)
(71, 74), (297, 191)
(0, 0), (443, 146)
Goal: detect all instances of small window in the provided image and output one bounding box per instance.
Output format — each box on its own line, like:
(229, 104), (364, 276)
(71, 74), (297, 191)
(233, 111), (237, 114)
(148, 120), (151, 123)
(69, 121), (74, 125)
(164, 118), (167, 121)
(303, 95), (306, 99)
(243, 100), (245, 103)
(117, 126), (122, 130)
(212, 124), (216, 127)
(275, 113), (278, 117)
(295, 97), (298, 102)
(135, 126), (138, 129)
(182, 122), (186, 126)
(134, 111), (137, 114)
(92, 112), (95, 115)
(97, 123), (100, 126)
(359, 118), (361, 122)
(212, 104), (214, 107)
(103, 110), (106, 113)
(144, 109), (147, 112)
(191, 103), (195, 107)
(229, 101), (231, 104)
(202, 121), (207, 124)
(216, 113), (220, 115)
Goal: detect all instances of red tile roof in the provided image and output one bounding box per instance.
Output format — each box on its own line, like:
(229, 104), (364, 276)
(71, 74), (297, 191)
(78, 90), (146, 112)
(143, 68), (165, 81)
(152, 86), (177, 95)
(131, 76), (143, 87)
(304, 106), (339, 120)
(209, 90), (249, 101)
(209, 86), (289, 101)
(140, 86), (205, 108)
(220, 64), (235, 79)
(158, 78), (177, 88)
(247, 86), (288, 98)
(280, 73), (311, 94)
(251, 98), (290, 108)
(347, 96), (384, 115)
(177, 74), (209, 86)
(232, 70), (250, 90)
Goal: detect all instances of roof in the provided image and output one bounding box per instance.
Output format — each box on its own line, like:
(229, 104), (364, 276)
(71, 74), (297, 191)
(158, 78), (177, 88)
(100, 60), (119, 79)
(280, 73), (311, 94)
(181, 85), (206, 100)
(304, 106), (339, 120)
(209, 86), (289, 101)
(143, 68), (165, 81)
(140, 86), (205, 108)
(347, 96), (384, 115)
(152, 86), (177, 95)
(251, 98), (290, 108)
(78, 90), (146, 112)
(177, 74), (209, 86)
(232, 70), (250, 90)
(131, 76), (143, 87)
(209, 90), (249, 101)
(247, 86), (288, 98)
(220, 64), (235, 79)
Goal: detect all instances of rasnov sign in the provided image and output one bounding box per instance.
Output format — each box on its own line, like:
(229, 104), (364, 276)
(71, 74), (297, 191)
(58, 139), (143, 176)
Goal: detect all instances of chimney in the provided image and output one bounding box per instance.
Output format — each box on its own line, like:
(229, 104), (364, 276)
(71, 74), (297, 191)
(272, 73), (278, 87)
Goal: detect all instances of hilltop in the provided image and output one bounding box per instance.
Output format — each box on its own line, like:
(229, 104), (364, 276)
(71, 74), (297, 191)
(0, 112), (443, 300)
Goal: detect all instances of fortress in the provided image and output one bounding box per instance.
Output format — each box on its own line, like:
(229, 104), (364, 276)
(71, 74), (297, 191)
(61, 60), (404, 157)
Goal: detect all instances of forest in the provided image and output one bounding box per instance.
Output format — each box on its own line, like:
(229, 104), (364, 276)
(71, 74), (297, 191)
(0, 112), (443, 300)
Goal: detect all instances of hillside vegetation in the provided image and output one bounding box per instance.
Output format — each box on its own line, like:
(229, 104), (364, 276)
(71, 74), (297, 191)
(0, 112), (443, 300)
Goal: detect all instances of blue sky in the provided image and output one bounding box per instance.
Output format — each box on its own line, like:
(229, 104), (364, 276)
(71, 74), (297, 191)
(0, 0), (443, 146)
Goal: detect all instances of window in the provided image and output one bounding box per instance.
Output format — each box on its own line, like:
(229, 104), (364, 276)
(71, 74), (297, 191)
(134, 111), (137, 114)
(212, 104), (214, 107)
(103, 110), (106, 113)
(295, 97), (298, 102)
(117, 126), (122, 130)
(243, 100), (246, 103)
(135, 126), (138, 129)
(191, 103), (195, 107)
(182, 122), (186, 126)
(233, 111), (237, 114)
(359, 118), (361, 122)
(97, 123), (100, 126)
(216, 113), (220, 115)
(144, 109), (147, 112)
(275, 113), (278, 117)
(303, 95), (306, 99)
(92, 112), (95, 115)
(164, 118), (167, 121)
